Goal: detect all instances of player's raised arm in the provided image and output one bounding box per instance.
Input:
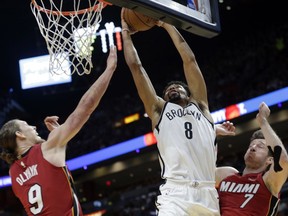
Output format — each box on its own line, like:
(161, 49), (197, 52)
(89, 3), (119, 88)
(258, 102), (288, 196)
(121, 12), (164, 126)
(159, 23), (209, 110)
(42, 46), (117, 165)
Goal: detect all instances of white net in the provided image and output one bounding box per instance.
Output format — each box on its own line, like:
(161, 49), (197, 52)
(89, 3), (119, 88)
(31, 0), (107, 76)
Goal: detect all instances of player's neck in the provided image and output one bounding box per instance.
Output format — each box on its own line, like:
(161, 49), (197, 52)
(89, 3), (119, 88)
(17, 144), (33, 159)
(243, 167), (265, 175)
(174, 100), (189, 107)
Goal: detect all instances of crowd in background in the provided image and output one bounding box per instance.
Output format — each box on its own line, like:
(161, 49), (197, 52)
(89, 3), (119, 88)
(69, 19), (287, 160)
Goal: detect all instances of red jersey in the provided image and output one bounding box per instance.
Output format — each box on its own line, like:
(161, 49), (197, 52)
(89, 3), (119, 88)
(218, 172), (279, 216)
(9, 144), (83, 216)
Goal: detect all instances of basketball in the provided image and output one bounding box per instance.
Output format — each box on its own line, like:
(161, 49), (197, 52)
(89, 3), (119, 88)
(122, 8), (157, 32)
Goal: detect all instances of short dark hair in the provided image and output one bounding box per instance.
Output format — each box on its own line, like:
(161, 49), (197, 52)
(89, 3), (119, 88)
(162, 81), (191, 98)
(0, 119), (20, 164)
(250, 129), (265, 142)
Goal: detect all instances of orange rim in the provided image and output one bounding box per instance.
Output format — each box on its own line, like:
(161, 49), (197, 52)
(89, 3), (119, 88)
(31, 0), (112, 16)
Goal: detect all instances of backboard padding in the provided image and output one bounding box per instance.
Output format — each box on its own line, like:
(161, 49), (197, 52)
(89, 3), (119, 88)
(106, 0), (221, 38)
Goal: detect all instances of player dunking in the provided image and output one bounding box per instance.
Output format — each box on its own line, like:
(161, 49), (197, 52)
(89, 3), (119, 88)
(122, 14), (220, 215)
(216, 102), (288, 215)
(0, 46), (117, 216)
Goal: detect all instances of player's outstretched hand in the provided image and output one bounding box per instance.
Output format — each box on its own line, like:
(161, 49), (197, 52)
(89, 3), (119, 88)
(256, 102), (270, 125)
(44, 116), (60, 132)
(121, 8), (138, 35)
(156, 20), (164, 27)
(106, 45), (117, 71)
(216, 121), (236, 137)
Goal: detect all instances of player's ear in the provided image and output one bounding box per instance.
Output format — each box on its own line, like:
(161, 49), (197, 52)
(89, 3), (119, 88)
(15, 131), (26, 139)
(267, 156), (274, 165)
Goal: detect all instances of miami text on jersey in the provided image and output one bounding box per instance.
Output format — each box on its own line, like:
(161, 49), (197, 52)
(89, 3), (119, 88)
(219, 181), (260, 194)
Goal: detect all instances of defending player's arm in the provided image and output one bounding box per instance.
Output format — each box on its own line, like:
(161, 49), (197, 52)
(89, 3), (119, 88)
(259, 102), (288, 196)
(215, 121), (237, 187)
(216, 121), (236, 137)
(215, 166), (239, 187)
(121, 13), (164, 127)
(160, 23), (209, 113)
(42, 46), (117, 166)
(44, 116), (60, 132)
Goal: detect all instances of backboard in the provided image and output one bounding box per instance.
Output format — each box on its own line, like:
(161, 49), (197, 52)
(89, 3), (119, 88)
(104, 0), (221, 38)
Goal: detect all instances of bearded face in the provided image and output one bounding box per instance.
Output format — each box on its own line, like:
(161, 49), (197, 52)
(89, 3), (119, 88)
(163, 84), (189, 103)
(167, 90), (181, 102)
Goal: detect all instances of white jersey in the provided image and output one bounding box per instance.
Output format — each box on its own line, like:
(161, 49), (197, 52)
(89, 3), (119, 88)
(154, 102), (217, 182)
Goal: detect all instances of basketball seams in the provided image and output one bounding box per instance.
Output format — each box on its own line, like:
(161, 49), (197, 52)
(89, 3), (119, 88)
(123, 8), (156, 31)
(132, 10), (154, 28)
(125, 9), (137, 32)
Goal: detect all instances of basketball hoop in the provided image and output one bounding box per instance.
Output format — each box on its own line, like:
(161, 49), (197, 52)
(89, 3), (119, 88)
(30, 0), (110, 76)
